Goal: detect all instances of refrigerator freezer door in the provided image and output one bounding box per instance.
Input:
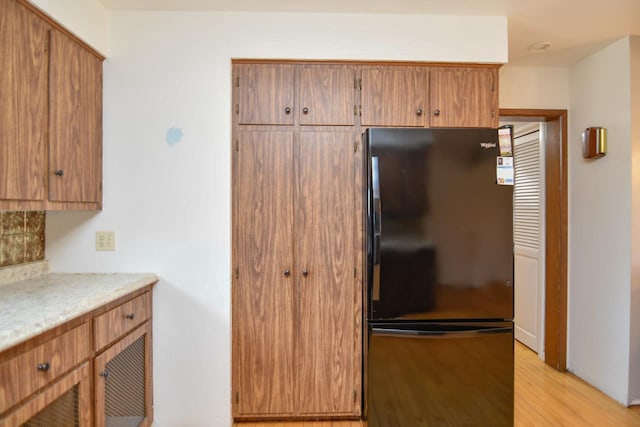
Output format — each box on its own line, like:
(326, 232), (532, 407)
(365, 128), (514, 321)
(367, 321), (514, 427)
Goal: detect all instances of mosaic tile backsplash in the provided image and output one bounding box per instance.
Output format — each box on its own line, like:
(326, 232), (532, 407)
(0, 212), (45, 267)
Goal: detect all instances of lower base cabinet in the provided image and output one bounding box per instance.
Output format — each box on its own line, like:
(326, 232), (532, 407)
(1, 363), (91, 427)
(0, 287), (155, 427)
(95, 322), (153, 427)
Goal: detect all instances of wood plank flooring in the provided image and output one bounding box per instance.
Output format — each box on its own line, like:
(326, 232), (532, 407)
(234, 342), (640, 427)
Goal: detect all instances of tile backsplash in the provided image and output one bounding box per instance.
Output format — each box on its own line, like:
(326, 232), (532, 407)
(0, 212), (45, 267)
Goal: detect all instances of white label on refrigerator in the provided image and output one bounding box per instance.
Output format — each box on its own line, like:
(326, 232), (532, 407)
(496, 156), (514, 186)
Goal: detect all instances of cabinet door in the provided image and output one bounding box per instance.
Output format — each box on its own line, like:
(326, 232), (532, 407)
(297, 130), (360, 415)
(299, 65), (356, 126)
(430, 68), (498, 128)
(361, 67), (428, 127)
(237, 64), (294, 125)
(94, 322), (153, 427)
(0, 0), (48, 202)
(233, 130), (295, 417)
(49, 30), (102, 203)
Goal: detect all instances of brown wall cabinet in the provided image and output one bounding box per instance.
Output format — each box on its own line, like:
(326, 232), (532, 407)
(361, 66), (429, 127)
(361, 65), (499, 128)
(236, 63), (357, 126)
(0, 288), (154, 426)
(0, 0), (104, 211)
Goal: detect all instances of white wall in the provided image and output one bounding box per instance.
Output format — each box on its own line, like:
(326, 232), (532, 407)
(499, 65), (570, 109)
(628, 35), (640, 405)
(27, 0), (110, 55)
(568, 36), (633, 404)
(45, 11), (507, 426)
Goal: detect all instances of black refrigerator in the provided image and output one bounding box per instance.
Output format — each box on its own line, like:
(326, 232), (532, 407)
(364, 128), (514, 426)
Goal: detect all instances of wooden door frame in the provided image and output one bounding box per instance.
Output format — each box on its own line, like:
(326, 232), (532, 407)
(500, 108), (568, 371)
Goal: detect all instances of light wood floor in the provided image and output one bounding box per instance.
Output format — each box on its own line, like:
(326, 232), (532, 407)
(234, 342), (640, 427)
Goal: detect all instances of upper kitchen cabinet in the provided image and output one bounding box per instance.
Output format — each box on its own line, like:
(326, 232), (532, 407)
(236, 64), (295, 125)
(0, 0), (48, 206)
(299, 65), (357, 126)
(361, 66), (429, 127)
(429, 67), (499, 128)
(0, 0), (105, 211)
(49, 30), (102, 205)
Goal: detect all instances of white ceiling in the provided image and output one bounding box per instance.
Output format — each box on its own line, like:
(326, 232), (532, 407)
(98, 0), (640, 67)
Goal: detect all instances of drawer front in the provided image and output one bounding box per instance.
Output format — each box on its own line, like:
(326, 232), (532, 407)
(0, 323), (90, 414)
(94, 292), (151, 351)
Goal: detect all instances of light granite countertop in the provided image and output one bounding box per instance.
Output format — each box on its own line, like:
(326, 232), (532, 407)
(0, 262), (158, 353)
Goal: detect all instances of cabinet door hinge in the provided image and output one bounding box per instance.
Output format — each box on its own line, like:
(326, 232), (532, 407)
(235, 104), (239, 115)
(234, 140), (239, 152)
(234, 267), (239, 279)
(354, 78), (358, 89)
(354, 267), (357, 278)
(358, 105), (362, 116)
(235, 391), (239, 404)
(491, 77), (495, 92)
(353, 390), (358, 403)
(354, 141), (358, 153)
(236, 77), (239, 87)
(358, 78), (362, 90)
(44, 36), (49, 53)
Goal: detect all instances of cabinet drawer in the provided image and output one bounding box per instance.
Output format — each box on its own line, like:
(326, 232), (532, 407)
(0, 323), (90, 414)
(94, 292), (151, 351)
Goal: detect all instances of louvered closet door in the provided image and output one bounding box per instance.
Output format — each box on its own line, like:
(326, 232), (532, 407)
(297, 130), (359, 416)
(233, 130), (295, 416)
(513, 126), (543, 352)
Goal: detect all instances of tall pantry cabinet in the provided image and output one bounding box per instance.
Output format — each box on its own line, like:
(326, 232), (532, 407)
(232, 63), (362, 419)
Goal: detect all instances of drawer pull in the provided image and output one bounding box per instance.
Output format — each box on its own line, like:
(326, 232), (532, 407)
(37, 362), (50, 372)
(99, 370), (110, 378)
(125, 313), (135, 320)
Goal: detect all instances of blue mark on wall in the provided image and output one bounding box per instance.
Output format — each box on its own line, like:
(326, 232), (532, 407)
(166, 127), (184, 147)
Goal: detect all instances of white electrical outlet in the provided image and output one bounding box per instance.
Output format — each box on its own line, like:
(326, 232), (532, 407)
(96, 231), (116, 251)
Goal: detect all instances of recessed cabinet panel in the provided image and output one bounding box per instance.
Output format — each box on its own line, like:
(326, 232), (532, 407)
(297, 130), (358, 415)
(430, 68), (498, 128)
(0, 0), (48, 202)
(237, 64), (295, 125)
(299, 65), (356, 126)
(361, 67), (428, 127)
(233, 130), (296, 416)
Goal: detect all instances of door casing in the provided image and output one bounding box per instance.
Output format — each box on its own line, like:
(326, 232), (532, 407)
(500, 108), (568, 372)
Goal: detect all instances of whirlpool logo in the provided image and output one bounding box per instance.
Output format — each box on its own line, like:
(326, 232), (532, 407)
(480, 142), (497, 149)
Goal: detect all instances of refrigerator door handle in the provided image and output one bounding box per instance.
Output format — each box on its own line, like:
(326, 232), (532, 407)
(371, 156), (381, 301)
(372, 156), (381, 264)
(371, 326), (512, 339)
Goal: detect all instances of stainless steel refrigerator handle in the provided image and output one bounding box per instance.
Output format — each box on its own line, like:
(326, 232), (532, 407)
(371, 327), (512, 339)
(371, 156), (381, 265)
